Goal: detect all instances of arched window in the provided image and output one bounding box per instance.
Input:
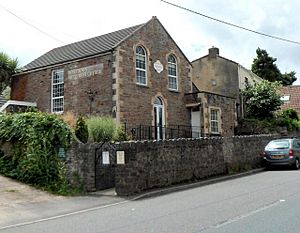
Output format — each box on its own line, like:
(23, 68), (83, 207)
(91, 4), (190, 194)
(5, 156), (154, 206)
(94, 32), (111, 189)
(168, 55), (178, 90)
(135, 46), (147, 85)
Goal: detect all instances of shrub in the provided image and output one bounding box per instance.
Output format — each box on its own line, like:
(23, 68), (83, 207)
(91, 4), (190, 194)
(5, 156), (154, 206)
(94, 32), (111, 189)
(60, 111), (77, 130)
(114, 125), (130, 142)
(75, 116), (88, 143)
(0, 112), (73, 193)
(276, 109), (300, 131)
(278, 108), (299, 121)
(86, 117), (116, 143)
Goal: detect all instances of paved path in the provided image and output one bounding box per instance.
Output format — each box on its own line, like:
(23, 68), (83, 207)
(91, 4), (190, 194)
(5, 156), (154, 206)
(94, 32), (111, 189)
(0, 176), (64, 225)
(0, 176), (125, 227)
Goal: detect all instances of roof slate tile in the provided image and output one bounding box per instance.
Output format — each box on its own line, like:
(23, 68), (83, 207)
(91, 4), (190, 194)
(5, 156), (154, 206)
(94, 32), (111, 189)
(24, 24), (144, 71)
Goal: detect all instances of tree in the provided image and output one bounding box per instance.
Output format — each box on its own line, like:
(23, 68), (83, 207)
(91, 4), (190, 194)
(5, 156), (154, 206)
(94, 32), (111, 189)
(251, 48), (297, 85)
(242, 80), (283, 119)
(281, 71), (297, 86)
(0, 52), (19, 94)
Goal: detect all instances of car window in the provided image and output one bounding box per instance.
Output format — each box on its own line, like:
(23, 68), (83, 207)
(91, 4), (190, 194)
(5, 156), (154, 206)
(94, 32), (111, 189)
(293, 140), (298, 148)
(294, 140), (300, 149)
(266, 140), (290, 149)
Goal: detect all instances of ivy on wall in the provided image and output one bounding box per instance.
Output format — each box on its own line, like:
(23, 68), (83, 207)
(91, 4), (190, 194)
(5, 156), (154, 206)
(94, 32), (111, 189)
(0, 112), (73, 193)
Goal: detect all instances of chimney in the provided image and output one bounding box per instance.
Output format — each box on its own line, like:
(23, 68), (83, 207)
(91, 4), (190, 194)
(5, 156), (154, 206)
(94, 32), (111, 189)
(208, 47), (219, 58)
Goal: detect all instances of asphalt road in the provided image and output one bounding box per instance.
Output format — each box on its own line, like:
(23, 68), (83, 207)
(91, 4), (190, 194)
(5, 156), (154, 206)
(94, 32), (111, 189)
(1, 169), (300, 233)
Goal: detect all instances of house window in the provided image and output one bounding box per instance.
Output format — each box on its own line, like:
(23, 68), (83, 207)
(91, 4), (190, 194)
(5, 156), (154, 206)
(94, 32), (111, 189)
(210, 108), (220, 134)
(168, 55), (178, 90)
(280, 95), (290, 103)
(52, 69), (64, 113)
(135, 46), (147, 85)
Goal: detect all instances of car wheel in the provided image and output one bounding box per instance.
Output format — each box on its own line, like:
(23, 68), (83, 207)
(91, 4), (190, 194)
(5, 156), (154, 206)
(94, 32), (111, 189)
(294, 159), (299, 170)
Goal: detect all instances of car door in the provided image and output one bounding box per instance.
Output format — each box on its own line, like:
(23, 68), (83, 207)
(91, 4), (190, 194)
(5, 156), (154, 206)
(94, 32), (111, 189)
(295, 139), (300, 158)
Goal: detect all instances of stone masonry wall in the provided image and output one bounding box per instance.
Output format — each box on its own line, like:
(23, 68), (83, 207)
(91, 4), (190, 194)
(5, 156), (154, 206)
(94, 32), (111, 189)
(117, 17), (192, 128)
(200, 93), (236, 137)
(66, 134), (285, 195)
(65, 140), (97, 191)
(114, 138), (225, 196)
(223, 135), (275, 173)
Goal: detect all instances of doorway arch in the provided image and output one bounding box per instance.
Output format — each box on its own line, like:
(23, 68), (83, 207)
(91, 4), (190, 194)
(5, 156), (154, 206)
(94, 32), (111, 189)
(153, 97), (165, 140)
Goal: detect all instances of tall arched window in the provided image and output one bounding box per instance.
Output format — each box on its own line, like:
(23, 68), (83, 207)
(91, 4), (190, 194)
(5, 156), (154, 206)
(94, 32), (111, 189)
(168, 55), (178, 90)
(136, 46), (147, 85)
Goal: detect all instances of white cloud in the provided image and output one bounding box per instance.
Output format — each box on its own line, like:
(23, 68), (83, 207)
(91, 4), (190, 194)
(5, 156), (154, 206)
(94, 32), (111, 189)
(1, 0), (300, 84)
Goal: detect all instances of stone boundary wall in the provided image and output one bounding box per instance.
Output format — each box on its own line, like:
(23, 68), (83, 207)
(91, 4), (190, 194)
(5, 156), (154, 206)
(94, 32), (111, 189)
(65, 141), (97, 191)
(114, 135), (277, 195)
(66, 134), (293, 195)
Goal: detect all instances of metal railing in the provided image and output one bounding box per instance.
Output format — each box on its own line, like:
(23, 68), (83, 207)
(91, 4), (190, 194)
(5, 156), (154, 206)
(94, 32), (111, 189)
(124, 123), (202, 141)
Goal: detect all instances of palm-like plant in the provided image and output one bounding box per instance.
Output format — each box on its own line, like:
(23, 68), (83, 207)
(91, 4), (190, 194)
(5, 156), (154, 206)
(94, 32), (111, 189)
(0, 52), (20, 94)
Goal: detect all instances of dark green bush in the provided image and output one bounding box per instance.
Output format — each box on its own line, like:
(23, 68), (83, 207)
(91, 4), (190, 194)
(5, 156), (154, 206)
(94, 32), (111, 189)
(278, 108), (299, 120)
(75, 116), (88, 143)
(276, 109), (300, 131)
(0, 112), (73, 193)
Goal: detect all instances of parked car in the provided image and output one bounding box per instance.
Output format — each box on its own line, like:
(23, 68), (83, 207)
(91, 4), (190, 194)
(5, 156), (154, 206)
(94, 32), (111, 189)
(262, 138), (300, 169)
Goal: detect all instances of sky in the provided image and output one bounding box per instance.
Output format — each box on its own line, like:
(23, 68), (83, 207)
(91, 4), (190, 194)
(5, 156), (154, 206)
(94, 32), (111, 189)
(1, 0), (300, 84)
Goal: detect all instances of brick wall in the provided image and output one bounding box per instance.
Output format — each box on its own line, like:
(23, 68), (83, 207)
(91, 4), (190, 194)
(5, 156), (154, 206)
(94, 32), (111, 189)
(11, 55), (114, 116)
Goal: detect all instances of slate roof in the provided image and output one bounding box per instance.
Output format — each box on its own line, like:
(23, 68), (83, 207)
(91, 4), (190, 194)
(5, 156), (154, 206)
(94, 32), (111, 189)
(280, 85), (300, 116)
(24, 23), (144, 71)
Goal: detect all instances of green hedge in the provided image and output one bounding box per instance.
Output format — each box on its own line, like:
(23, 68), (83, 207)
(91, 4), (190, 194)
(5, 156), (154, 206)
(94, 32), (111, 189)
(0, 112), (74, 194)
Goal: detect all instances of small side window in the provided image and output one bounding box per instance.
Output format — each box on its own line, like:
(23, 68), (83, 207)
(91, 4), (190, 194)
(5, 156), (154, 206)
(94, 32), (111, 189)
(293, 140), (300, 148)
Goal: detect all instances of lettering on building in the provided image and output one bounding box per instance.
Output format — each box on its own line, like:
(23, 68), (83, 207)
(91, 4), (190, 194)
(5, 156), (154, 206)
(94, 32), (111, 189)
(68, 64), (103, 80)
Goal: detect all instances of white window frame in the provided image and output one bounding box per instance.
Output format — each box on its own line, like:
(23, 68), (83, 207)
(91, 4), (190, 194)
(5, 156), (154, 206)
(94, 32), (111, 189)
(168, 55), (178, 91)
(51, 69), (64, 114)
(280, 95), (290, 103)
(209, 107), (221, 134)
(135, 46), (147, 86)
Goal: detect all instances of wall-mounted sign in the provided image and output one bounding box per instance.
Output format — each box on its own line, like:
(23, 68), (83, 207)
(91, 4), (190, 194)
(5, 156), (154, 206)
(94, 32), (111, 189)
(102, 151), (110, 165)
(58, 147), (66, 160)
(68, 64), (103, 80)
(153, 60), (163, 73)
(117, 151), (125, 164)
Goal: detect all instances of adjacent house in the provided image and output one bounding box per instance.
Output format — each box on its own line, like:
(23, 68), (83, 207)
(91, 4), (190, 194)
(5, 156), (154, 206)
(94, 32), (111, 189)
(190, 47), (262, 136)
(280, 85), (300, 115)
(11, 16), (193, 140)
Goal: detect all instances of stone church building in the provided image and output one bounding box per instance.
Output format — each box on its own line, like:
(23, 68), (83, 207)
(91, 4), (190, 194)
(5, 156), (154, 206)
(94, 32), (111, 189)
(11, 17), (194, 139)
(10, 16), (247, 139)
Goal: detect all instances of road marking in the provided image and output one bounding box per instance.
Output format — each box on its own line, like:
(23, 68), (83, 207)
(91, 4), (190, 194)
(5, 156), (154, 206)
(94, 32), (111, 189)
(214, 199), (284, 229)
(0, 200), (130, 231)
